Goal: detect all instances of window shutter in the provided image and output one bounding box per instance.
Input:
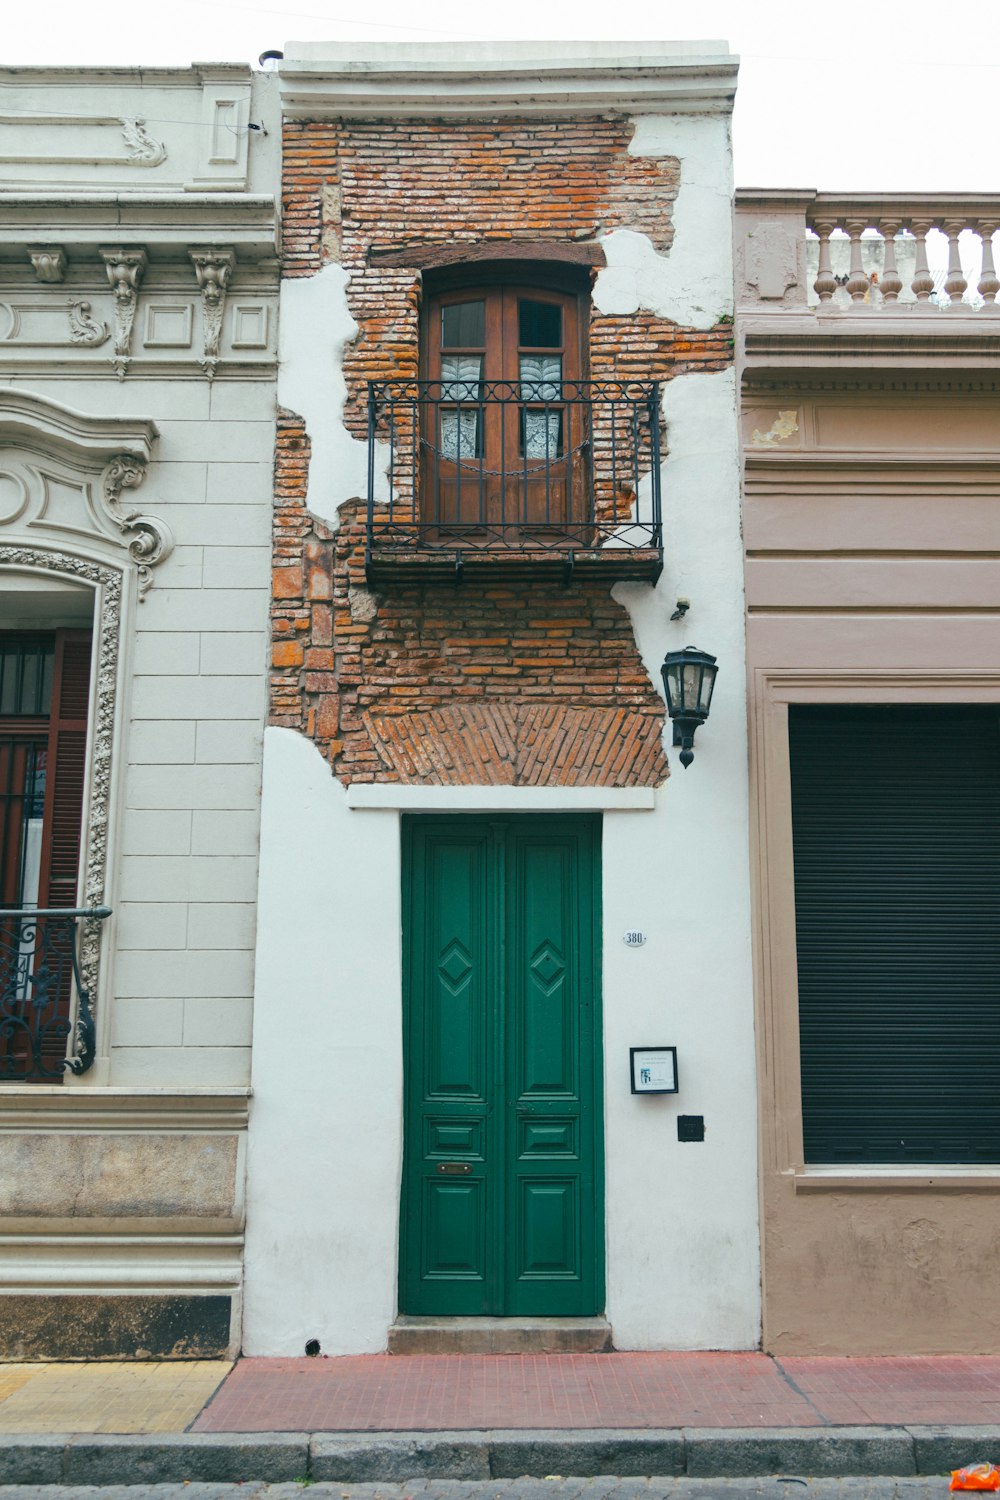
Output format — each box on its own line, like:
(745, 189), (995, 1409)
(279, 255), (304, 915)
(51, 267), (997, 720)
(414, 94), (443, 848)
(34, 631), (92, 1072)
(36, 630), (92, 912)
(789, 704), (1000, 1165)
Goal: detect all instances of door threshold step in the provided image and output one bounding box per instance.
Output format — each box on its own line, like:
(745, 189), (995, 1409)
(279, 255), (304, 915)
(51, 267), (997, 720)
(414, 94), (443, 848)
(388, 1315), (613, 1355)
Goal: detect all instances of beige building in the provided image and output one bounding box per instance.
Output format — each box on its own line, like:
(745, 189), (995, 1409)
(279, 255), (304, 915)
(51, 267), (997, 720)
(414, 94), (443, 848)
(737, 192), (1000, 1354)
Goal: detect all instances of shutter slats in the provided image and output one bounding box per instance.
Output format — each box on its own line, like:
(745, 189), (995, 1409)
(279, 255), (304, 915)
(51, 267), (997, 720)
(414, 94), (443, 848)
(789, 704), (1000, 1165)
(36, 631), (92, 1069)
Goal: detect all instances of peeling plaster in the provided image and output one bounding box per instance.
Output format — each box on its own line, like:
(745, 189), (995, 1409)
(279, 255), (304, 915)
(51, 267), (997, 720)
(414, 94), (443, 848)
(278, 264), (389, 529)
(594, 115), (734, 329)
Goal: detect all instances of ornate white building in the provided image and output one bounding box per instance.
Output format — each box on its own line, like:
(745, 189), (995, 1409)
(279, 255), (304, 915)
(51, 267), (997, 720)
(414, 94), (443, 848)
(0, 64), (279, 1357)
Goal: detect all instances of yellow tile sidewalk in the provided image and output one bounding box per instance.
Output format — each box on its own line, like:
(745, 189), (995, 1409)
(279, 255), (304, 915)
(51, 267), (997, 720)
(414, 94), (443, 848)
(0, 1360), (231, 1433)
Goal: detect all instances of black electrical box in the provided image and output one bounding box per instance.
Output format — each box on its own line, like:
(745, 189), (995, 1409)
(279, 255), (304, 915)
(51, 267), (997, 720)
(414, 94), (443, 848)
(677, 1115), (705, 1142)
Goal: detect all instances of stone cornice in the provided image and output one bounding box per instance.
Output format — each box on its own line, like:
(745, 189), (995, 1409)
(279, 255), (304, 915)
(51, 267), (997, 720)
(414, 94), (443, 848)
(0, 63), (252, 88)
(279, 43), (738, 119)
(0, 193), (278, 259)
(0, 385), (157, 461)
(736, 188), (1000, 224)
(0, 1086), (251, 1132)
(740, 314), (1000, 380)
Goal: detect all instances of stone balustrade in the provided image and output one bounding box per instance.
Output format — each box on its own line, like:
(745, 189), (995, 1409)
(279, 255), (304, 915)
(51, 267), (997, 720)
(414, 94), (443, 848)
(737, 191), (1000, 312)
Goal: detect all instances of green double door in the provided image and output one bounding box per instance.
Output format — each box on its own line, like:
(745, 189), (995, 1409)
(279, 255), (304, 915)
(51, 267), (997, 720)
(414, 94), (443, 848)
(400, 816), (603, 1316)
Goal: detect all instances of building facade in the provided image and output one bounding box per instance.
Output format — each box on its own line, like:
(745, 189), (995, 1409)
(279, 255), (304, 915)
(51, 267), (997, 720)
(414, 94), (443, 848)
(244, 42), (761, 1356)
(737, 192), (1000, 1354)
(0, 65), (279, 1357)
(5, 47), (997, 1365)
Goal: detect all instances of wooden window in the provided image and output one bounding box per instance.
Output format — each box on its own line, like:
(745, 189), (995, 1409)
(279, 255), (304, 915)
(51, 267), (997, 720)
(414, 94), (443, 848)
(0, 629), (92, 1078)
(422, 279), (587, 536)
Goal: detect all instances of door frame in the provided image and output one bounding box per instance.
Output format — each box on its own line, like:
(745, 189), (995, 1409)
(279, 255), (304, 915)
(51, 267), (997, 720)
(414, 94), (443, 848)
(398, 811), (605, 1317)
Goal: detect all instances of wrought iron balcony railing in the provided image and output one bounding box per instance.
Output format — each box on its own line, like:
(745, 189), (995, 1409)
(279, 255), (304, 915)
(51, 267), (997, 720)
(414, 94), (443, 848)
(366, 378), (663, 584)
(0, 906), (111, 1081)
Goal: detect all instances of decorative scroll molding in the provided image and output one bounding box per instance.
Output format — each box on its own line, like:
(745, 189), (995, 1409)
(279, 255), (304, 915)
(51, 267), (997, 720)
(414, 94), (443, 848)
(100, 455), (173, 597)
(0, 545), (121, 1062)
(0, 387), (167, 593)
(189, 247), (234, 379)
(27, 246), (66, 283)
(120, 118), (167, 166)
(68, 300), (108, 347)
(100, 247), (147, 380)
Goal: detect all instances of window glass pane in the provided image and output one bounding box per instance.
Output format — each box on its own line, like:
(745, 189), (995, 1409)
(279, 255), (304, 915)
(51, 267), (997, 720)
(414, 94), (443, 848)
(440, 410), (482, 461)
(439, 359), (484, 460)
(520, 410), (563, 460)
(520, 355), (562, 401)
(441, 300), (485, 349)
(519, 299), (562, 348)
(441, 355), (483, 400)
(0, 739), (46, 907)
(0, 638), (54, 717)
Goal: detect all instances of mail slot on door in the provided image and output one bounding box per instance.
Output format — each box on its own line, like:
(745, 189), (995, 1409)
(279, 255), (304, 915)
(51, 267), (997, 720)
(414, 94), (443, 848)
(436, 1162), (473, 1174)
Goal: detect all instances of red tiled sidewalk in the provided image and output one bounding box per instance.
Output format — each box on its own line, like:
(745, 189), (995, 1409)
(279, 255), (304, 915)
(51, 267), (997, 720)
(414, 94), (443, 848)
(192, 1352), (1000, 1433)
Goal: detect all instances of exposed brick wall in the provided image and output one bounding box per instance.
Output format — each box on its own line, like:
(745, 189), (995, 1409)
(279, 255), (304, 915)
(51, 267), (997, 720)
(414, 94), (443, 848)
(271, 425), (668, 786)
(273, 112), (734, 788)
(283, 116), (690, 436)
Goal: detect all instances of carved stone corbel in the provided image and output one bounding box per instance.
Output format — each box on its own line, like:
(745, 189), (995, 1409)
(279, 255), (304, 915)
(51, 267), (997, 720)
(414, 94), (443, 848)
(100, 247), (147, 379)
(100, 454), (173, 598)
(189, 248), (235, 380)
(28, 246), (67, 283)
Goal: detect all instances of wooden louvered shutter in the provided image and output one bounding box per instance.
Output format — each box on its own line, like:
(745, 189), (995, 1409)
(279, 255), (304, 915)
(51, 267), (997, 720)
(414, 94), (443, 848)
(36, 630), (92, 913)
(789, 703), (1000, 1165)
(29, 630), (92, 1074)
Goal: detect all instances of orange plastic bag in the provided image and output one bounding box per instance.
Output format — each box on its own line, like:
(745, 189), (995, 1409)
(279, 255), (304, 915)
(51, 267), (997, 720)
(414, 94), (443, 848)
(950, 1465), (1000, 1491)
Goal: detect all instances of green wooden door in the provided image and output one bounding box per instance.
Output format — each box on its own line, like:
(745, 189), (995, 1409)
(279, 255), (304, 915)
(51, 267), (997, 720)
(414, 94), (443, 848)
(400, 815), (603, 1316)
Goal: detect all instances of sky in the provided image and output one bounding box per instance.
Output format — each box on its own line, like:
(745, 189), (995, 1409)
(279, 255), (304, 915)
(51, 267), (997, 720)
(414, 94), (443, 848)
(5, 0), (999, 191)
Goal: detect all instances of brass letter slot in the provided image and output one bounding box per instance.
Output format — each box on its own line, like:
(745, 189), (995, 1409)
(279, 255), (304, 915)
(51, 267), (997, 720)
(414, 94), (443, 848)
(436, 1161), (473, 1175)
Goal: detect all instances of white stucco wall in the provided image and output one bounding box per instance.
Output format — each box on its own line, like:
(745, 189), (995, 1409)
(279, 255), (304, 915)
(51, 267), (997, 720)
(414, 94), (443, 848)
(244, 728), (402, 1353)
(245, 90), (759, 1352)
(605, 368), (758, 1348)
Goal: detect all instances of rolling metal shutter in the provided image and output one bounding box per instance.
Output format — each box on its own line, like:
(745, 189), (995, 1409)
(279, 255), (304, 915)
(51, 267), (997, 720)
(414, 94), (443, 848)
(789, 703), (1000, 1164)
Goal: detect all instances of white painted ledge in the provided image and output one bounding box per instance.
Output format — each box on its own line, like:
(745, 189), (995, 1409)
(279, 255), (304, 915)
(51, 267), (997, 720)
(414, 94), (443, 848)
(345, 785), (657, 812)
(280, 43), (738, 120)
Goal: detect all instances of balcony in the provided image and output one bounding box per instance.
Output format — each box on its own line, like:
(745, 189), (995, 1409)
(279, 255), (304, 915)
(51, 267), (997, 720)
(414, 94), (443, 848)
(365, 378), (663, 586)
(0, 906), (111, 1081)
(736, 192), (1000, 381)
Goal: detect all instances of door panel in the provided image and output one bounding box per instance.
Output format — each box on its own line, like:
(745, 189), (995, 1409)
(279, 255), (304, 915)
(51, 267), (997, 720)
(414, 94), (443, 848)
(401, 816), (602, 1317)
(422, 1178), (487, 1281)
(516, 1178), (580, 1281)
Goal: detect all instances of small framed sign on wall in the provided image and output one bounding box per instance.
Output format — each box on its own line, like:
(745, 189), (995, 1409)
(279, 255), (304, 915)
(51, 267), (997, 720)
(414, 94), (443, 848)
(630, 1046), (678, 1095)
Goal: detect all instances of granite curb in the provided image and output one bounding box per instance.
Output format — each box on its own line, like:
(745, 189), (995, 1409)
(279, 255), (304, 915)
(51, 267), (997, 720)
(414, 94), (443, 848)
(0, 1426), (996, 1484)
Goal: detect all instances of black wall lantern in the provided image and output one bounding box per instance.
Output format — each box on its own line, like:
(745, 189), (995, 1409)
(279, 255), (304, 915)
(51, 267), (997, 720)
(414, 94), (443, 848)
(660, 646), (718, 768)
